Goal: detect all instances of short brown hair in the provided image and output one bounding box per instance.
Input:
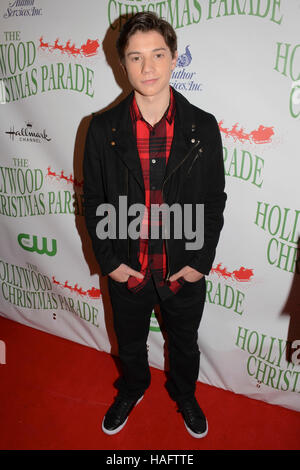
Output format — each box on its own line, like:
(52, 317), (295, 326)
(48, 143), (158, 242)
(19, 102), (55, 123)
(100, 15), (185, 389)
(116, 12), (177, 63)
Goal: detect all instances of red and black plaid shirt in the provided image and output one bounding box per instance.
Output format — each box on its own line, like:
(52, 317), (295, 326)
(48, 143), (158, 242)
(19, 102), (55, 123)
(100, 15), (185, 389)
(127, 87), (185, 297)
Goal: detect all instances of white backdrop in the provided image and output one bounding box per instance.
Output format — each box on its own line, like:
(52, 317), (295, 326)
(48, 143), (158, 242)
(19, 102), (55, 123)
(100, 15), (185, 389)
(0, 0), (299, 412)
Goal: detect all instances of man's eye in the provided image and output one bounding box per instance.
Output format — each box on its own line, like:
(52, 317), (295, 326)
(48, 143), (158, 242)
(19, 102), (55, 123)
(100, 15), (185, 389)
(155, 53), (164, 58)
(132, 56), (141, 62)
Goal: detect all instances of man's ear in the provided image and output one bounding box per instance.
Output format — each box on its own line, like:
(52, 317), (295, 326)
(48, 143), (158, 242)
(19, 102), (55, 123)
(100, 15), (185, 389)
(171, 50), (178, 71)
(120, 61), (127, 76)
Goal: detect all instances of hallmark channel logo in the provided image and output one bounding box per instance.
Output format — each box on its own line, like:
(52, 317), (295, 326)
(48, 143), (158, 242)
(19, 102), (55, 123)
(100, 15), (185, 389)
(3, 0), (42, 19)
(5, 121), (51, 143)
(170, 45), (203, 93)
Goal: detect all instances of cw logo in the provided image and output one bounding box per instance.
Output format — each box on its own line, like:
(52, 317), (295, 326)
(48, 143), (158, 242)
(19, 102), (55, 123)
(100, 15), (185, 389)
(18, 233), (57, 256)
(0, 340), (6, 365)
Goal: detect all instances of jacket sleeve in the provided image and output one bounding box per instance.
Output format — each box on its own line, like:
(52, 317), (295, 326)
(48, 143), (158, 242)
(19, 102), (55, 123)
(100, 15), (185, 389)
(83, 116), (122, 276)
(187, 115), (227, 275)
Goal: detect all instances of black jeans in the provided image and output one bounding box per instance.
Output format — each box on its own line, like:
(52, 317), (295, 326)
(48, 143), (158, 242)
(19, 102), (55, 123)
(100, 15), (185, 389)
(107, 273), (206, 405)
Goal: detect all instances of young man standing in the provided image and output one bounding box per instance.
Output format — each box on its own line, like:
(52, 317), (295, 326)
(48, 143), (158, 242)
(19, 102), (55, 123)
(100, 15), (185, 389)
(83, 12), (226, 438)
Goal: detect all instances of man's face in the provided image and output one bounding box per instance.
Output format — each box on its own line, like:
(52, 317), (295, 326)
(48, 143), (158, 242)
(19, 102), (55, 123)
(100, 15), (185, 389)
(122, 30), (178, 98)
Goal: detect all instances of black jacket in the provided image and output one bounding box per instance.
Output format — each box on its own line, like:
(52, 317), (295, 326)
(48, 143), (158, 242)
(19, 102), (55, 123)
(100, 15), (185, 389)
(83, 87), (227, 279)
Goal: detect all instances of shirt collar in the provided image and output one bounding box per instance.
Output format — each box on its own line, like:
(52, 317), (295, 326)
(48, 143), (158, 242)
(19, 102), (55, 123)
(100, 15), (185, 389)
(130, 85), (175, 125)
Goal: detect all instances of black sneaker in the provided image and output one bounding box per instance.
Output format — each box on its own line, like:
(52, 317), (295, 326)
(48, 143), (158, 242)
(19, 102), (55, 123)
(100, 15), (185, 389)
(178, 397), (208, 438)
(101, 394), (143, 435)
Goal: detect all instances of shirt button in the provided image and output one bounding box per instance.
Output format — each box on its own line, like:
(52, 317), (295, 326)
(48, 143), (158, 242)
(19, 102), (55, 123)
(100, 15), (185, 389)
(152, 159), (156, 164)
(151, 185), (156, 190)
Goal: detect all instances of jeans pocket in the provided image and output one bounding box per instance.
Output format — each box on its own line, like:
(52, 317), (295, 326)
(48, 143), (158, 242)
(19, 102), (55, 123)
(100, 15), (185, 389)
(110, 276), (129, 285)
(183, 276), (204, 284)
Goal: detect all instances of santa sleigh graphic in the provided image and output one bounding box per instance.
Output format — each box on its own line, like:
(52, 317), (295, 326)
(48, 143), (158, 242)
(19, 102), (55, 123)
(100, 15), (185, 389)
(39, 37), (100, 58)
(218, 120), (274, 144)
(51, 276), (101, 298)
(80, 39), (100, 57)
(249, 125), (274, 144)
(211, 264), (254, 282)
(218, 122), (250, 143)
(232, 267), (254, 282)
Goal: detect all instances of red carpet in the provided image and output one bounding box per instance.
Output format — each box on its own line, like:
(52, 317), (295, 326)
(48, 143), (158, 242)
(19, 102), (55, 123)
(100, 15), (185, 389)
(0, 315), (299, 450)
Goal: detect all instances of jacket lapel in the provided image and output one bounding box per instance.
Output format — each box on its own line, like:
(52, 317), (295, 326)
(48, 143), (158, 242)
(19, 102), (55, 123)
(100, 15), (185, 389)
(163, 87), (199, 183)
(108, 87), (199, 193)
(163, 114), (190, 183)
(109, 92), (145, 193)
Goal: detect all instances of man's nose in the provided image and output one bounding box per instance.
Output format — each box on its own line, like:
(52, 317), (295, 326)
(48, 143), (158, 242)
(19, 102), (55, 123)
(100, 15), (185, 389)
(142, 57), (155, 73)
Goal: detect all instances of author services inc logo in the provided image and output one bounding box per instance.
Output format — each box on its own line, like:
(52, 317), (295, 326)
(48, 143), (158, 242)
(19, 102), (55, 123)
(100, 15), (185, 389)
(170, 45), (202, 93)
(3, 0), (42, 19)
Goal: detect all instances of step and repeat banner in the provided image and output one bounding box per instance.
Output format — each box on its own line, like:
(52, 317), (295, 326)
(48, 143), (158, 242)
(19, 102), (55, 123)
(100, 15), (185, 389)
(0, 1), (299, 412)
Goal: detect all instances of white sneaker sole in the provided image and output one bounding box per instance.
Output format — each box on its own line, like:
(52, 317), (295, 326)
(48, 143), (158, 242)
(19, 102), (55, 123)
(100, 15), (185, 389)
(184, 418), (208, 439)
(101, 395), (144, 436)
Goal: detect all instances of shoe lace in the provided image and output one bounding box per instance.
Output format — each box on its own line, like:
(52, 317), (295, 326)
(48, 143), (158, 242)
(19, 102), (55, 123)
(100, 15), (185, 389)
(178, 398), (203, 423)
(113, 396), (136, 418)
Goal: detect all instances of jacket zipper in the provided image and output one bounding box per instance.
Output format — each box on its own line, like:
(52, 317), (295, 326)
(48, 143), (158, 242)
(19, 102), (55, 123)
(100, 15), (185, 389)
(187, 147), (203, 176)
(162, 139), (202, 280)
